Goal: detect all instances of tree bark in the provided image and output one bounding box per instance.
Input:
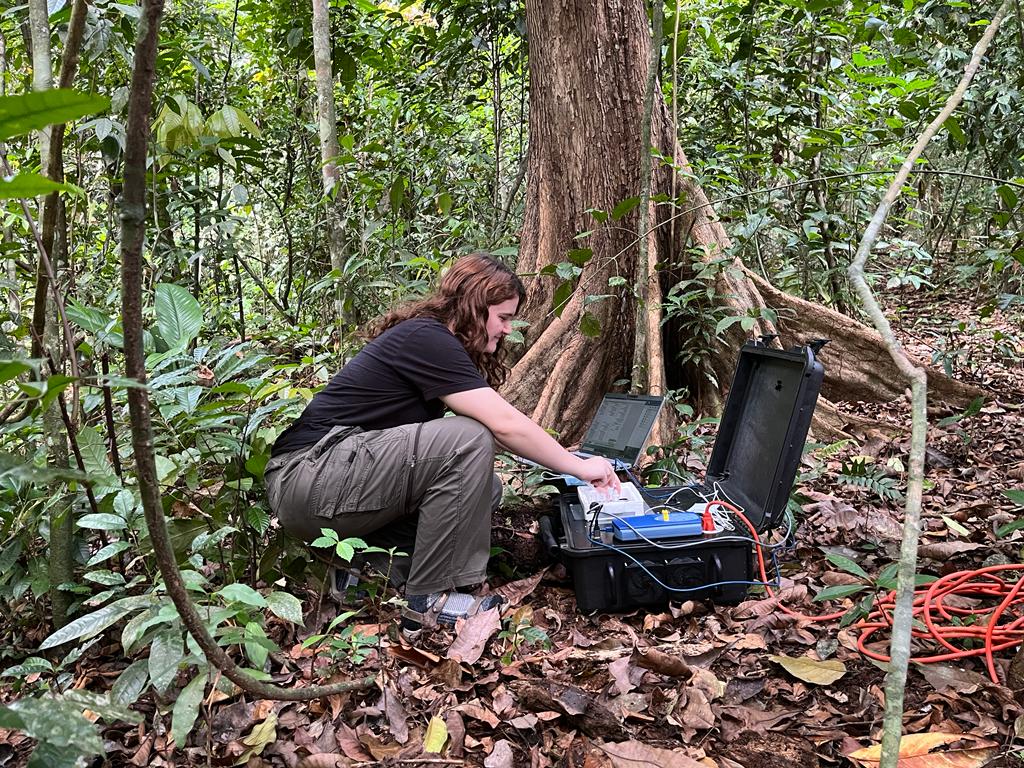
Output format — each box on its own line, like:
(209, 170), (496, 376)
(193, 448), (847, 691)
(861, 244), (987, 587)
(311, 0), (349, 339)
(507, 0), (985, 446)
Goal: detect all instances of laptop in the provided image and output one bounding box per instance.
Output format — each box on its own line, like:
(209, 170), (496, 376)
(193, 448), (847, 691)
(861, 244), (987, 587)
(518, 393), (666, 483)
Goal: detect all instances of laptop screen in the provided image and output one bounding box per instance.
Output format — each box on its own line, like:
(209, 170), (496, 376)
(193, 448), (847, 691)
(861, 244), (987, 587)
(579, 393), (665, 465)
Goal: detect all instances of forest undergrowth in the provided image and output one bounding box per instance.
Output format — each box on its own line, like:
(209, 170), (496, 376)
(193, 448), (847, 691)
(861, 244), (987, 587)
(2, 291), (1023, 768)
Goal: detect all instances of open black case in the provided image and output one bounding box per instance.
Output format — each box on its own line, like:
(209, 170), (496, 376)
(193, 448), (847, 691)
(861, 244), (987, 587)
(540, 339), (825, 612)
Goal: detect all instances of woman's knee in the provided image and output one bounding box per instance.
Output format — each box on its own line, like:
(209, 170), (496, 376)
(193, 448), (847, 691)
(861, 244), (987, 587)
(443, 415), (495, 452)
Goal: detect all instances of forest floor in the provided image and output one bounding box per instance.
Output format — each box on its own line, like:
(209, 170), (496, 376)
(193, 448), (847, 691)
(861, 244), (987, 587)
(4, 289), (1024, 768)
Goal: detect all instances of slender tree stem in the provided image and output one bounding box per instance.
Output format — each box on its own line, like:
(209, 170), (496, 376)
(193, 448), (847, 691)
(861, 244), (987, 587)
(844, 4), (1012, 765)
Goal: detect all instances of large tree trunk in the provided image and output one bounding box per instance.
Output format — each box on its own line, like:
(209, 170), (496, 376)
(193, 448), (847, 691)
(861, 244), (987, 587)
(507, 0), (982, 444)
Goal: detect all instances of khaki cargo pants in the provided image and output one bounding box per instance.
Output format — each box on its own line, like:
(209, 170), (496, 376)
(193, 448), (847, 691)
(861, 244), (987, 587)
(264, 416), (502, 595)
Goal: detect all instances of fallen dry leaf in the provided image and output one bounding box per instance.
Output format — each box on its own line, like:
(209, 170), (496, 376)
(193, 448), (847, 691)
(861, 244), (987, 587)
(381, 685), (409, 744)
(846, 732), (999, 767)
(335, 722), (373, 761)
(294, 755), (351, 768)
(493, 568), (548, 606)
(598, 740), (707, 767)
(446, 607), (501, 665)
(914, 663), (989, 694)
(768, 654), (846, 685)
(484, 738), (515, 768)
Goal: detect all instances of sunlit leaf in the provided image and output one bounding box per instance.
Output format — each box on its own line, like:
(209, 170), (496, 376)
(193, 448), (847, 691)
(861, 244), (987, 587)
(0, 89), (110, 141)
(846, 732), (998, 767)
(423, 716), (448, 754)
(768, 654), (846, 685)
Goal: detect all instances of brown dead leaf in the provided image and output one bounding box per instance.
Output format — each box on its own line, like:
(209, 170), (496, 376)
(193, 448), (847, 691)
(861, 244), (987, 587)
(509, 713), (539, 730)
(633, 647), (690, 677)
(457, 701), (501, 728)
(445, 710), (466, 758)
(335, 722), (373, 762)
(846, 732), (999, 767)
(689, 668), (725, 701)
(915, 663), (989, 694)
(446, 606), (501, 665)
(359, 732), (404, 762)
(484, 739), (515, 768)
(294, 756), (351, 768)
(768, 654), (846, 685)
(917, 541), (985, 559)
(381, 685), (409, 744)
(678, 687), (715, 731)
(608, 656), (635, 696)
(598, 740), (707, 767)
(493, 568), (548, 606)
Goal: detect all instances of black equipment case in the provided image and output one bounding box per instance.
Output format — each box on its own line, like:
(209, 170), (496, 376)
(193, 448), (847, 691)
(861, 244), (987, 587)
(539, 339), (825, 613)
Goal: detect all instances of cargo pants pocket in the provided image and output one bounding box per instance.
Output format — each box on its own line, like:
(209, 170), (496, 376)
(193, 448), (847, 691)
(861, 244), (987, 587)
(336, 432), (410, 515)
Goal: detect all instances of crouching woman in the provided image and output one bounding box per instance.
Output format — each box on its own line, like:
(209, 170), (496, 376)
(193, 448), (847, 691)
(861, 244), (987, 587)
(264, 253), (619, 634)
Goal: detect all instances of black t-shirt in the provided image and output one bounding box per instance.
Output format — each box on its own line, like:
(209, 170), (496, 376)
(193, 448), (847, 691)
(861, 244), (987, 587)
(271, 318), (489, 456)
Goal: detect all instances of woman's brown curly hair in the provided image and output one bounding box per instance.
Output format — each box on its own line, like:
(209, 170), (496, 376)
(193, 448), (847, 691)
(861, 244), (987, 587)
(367, 253), (526, 387)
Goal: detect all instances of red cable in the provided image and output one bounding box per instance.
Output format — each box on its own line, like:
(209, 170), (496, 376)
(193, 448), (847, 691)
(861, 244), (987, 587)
(705, 501), (1024, 684)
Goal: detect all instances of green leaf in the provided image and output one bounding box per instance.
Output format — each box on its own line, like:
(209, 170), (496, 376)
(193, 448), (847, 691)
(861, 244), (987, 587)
(943, 115), (966, 146)
(39, 594), (157, 649)
(265, 591), (304, 627)
(552, 280), (574, 317)
(171, 671), (207, 747)
(389, 176), (406, 211)
(4, 697), (103, 752)
(813, 583), (867, 602)
(110, 659), (149, 706)
(0, 359), (32, 384)
(1003, 489), (1024, 507)
(149, 628), (184, 694)
(5, 700), (102, 753)
(154, 283), (203, 349)
(0, 89), (110, 141)
(76, 425), (116, 482)
(244, 621), (271, 669)
(995, 518), (1024, 538)
(61, 689), (141, 724)
(579, 311), (601, 338)
(217, 582), (267, 607)
(0, 173), (77, 200)
(715, 315), (744, 336)
(77, 513), (127, 531)
(611, 196), (641, 220)
(824, 552), (869, 579)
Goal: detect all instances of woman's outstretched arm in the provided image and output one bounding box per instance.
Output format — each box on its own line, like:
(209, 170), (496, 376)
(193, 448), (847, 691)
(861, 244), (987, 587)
(442, 387), (621, 492)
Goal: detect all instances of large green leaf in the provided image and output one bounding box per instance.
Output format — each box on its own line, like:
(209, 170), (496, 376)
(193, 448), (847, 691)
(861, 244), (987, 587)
(265, 591), (304, 626)
(0, 173), (78, 200)
(39, 594), (158, 649)
(149, 628), (184, 694)
(0, 90), (110, 141)
(171, 671), (208, 747)
(154, 283), (203, 349)
(0, 452), (86, 486)
(3, 697), (103, 752)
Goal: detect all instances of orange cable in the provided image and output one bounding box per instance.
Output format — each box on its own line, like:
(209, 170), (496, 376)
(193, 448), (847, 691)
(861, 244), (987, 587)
(705, 500), (1024, 684)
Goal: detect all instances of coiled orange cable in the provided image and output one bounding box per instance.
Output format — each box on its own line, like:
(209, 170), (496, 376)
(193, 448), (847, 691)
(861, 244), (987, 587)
(707, 501), (1024, 684)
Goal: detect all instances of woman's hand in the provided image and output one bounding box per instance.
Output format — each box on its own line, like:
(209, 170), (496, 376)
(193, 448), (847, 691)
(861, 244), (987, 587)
(575, 456), (621, 494)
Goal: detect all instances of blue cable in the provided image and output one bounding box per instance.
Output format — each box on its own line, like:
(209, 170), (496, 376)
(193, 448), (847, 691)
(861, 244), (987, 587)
(586, 532), (782, 594)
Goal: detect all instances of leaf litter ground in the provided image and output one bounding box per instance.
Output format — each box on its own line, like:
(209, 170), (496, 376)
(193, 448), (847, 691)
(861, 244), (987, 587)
(3, 293), (1023, 768)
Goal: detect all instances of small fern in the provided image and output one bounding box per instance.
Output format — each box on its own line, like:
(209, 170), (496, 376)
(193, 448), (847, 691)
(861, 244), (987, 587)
(838, 458), (904, 502)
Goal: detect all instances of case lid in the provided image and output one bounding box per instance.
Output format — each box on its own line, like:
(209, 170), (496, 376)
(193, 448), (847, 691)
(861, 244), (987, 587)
(706, 340), (824, 532)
